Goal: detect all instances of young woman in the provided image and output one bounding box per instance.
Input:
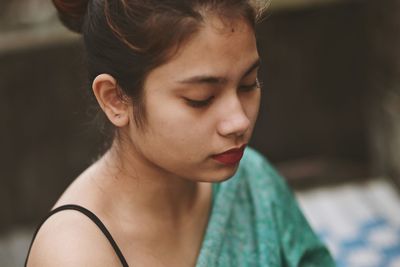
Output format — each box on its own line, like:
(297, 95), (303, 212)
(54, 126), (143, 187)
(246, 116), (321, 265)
(25, 0), (335, 266)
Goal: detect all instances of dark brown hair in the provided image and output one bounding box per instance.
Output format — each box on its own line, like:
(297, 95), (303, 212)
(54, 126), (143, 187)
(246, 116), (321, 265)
(52, 0), (267, 130)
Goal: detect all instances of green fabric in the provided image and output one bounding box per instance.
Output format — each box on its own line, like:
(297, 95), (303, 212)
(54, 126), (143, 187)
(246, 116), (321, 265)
(196, 147), (336, 267)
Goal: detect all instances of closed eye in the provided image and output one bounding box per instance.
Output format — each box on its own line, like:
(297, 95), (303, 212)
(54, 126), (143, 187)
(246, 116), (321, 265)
(184, 96), (214, 108)
(239, 80), (260, 92)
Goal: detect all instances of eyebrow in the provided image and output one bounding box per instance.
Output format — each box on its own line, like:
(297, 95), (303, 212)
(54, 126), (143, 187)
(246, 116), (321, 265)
(177, 58), (261, 85)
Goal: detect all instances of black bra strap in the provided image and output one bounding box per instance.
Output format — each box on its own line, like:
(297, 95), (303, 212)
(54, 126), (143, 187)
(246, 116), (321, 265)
(24, 204), (129, 267)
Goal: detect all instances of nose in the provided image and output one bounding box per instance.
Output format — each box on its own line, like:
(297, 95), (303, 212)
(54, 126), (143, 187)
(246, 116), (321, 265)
(217, 95), (251, 137)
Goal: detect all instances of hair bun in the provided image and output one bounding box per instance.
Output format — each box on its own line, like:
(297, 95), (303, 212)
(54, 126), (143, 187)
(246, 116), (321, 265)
(52, 0), (89, 33)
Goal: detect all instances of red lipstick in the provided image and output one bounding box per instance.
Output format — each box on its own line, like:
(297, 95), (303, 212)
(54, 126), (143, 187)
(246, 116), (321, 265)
(212, 145), (246, 165)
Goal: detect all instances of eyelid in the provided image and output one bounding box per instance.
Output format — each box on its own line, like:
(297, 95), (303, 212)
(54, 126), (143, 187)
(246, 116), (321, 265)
(183, 96), (214, 108)
(182, 78), (260, 108)
(239, 80), (259, 91)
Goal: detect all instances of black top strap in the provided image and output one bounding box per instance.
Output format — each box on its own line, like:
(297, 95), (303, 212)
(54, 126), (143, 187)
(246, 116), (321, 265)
(24, 204), (129, 267)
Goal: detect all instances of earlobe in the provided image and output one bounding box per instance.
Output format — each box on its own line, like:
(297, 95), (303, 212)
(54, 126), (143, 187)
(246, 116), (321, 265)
(111, 112), (129, 127)
(92, 74), (130, 127)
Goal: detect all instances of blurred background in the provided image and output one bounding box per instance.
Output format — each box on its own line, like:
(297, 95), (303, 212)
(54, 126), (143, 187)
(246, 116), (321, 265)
(1, 0), (400, 266)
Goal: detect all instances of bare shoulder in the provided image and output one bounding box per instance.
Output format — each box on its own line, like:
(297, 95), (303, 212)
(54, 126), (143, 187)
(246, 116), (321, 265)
(26, 208), (122, 267)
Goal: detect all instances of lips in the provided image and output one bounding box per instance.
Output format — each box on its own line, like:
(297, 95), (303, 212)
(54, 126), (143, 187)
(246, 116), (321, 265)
(212, 144), (246, 165)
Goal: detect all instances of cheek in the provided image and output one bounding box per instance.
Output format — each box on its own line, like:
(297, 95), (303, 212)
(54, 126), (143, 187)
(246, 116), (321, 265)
(140, 101), (218, 178)
(144, 95), (213, 151)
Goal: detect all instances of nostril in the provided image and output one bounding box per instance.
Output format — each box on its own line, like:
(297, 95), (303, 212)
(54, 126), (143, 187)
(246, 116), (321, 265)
(217, 114), (250, 137)
(217, 95), (251, 136)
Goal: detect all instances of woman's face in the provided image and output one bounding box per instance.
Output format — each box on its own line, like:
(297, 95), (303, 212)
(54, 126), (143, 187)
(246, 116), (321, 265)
(127, 17), (261, 182)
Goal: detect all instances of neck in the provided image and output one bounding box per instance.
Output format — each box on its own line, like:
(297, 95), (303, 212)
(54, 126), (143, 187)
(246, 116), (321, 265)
(91, 141), (210, 226)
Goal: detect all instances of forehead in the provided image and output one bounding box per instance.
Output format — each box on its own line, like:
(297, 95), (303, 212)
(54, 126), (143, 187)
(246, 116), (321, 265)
(144, 17), (259, 89)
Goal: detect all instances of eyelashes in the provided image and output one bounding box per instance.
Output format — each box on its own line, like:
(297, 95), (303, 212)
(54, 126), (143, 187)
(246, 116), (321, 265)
(185, 96), (215, 108)
(184, 80), (260, 108)
(239, 80), (260, 92)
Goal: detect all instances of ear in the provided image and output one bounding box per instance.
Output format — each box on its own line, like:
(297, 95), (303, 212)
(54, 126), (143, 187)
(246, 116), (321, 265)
(92, 74), (130, 127)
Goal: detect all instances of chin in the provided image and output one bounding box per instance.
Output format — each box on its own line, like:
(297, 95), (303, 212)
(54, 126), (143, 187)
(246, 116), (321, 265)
(198, 163), (240, 183)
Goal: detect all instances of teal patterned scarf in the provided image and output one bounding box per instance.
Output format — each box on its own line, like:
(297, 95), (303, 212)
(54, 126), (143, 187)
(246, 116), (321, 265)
(196, 147), (335, 267)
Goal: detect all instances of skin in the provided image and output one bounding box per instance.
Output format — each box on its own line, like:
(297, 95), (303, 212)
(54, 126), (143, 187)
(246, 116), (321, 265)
(27, 15), (260, 267)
